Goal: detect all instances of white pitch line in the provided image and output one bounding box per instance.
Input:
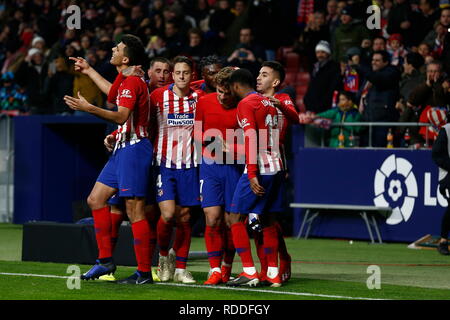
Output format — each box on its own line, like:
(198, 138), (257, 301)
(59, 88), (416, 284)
(0, 272), (384, 300)
(154, 282), (385, 300)
(0, 272), (69, 279)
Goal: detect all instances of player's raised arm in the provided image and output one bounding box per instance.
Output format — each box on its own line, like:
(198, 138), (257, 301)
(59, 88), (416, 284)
(70, 57), (112, 95)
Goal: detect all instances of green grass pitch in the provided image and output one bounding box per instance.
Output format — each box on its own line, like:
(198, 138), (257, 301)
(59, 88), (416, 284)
(1, 223), (450, 300)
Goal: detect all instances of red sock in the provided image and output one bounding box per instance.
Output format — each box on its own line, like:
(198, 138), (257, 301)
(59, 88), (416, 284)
(146, 208), (159, 267)
(110, 213), (123, 252)
(254, 231), (267, 275)
(275, 222), (290, 260)
(148, 218), (157, 266)
(92, 206), (112, 259)
(223, 226), (235, 265)
(131, 220), (151, 273)
(157, 217), (173, 256)
(205, 225), (223, 269)
(231, 221), (254, 268)
(263, 225), (279, 268)
(175, 222), (191, 269)
(172, 223), (184, 253)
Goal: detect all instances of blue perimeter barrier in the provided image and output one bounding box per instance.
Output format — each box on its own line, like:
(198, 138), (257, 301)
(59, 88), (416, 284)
(290, 125), (445, 243)
(14, 118), (445, 242)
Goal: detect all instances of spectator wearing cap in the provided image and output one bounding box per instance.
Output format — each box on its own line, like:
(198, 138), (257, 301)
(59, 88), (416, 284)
(31, 36), (50, 61)
(304, 40), (342, 114)
(396, 52), (426, 145)
(358, 50), (401, 147)
(332, 5), (370, 62)
(387, 33), (406, 66)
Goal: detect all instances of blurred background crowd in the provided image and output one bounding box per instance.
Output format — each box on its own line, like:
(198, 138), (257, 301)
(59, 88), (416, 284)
(1, 0), (450, 147)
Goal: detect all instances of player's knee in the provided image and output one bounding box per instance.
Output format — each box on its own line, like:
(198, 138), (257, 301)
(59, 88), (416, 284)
(177, 212), (191, 223)
(161, 212), (176, 223)
(205, 216), (220, 227)
(228, 213), (241, 225)
(204, 210), (221, 226)
(87, 194), (102, 210)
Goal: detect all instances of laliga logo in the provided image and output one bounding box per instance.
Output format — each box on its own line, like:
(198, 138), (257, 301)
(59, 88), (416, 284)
(373, 155), (418, 225)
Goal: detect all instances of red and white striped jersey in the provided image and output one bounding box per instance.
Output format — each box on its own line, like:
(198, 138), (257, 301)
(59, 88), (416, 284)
(237, 92), (283, 179)
(150, 83), (204, 168)
(108, 74), (150, 149)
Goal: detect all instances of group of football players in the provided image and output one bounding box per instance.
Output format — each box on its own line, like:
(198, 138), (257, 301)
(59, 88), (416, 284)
(63, 34), (299, 288)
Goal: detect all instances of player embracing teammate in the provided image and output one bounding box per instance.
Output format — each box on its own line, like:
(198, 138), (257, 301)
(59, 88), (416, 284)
(194, 66), (242, 285)
(66, 45), (296, 286)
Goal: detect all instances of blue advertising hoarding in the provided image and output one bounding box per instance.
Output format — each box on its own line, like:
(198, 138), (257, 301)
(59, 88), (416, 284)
(292, 148), (446, 242)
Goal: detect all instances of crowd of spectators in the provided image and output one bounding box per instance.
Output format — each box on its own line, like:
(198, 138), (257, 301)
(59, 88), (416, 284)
(296, 0), (450, 148)
(0, 0), (295, 115)
(1, 0), (450, 148)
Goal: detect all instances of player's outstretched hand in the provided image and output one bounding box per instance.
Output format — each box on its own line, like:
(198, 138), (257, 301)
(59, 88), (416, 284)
(104, 134), (116, 152)
(122, 65), (144, 78)
(299, 111), (313, 124)
(64, 91), (91, 112)
(250, 177), (265, 196)
(69, 56), (91, 74)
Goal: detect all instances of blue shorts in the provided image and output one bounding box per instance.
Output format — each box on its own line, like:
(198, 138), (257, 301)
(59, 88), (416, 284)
(107, 167), (157, 206)
(154, 166), (201, 206)
(199, 162), (244, 212)
(97, 139), (153, 198)
(230, 171), (285, 215)
(107, 194), (123, 206)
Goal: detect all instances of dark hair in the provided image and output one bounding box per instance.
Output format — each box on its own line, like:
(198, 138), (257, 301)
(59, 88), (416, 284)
(188, 27), (203, 38)
(405, 52), (424, 70)
(150, 57), (172, 69)
(199, 55), (222, 71)
(229, 68), (255, 88)
(121, 34), (148, 69)
(172, 55), (194, 70)
(427, 59), (444, 71)
(372, 50), (390, 63)
(261, 61), (286, 84)
(339, 90), (355, 103)
(424, 0), (439, 9)
(372, 36), (386, 44)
